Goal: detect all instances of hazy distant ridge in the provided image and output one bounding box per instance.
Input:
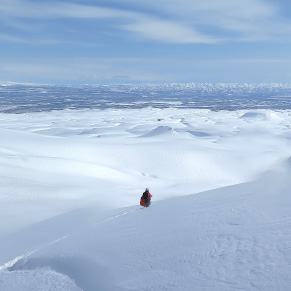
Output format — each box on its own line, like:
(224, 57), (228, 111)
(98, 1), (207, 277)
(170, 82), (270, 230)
(1, 82), (291, 113)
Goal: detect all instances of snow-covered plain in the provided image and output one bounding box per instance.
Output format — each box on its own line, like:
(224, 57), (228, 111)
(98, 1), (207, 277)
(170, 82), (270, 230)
(0, 108), (291, 290)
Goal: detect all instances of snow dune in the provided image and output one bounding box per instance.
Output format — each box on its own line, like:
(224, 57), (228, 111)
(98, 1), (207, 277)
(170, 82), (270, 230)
(0, 108), (291, 290)
(140, 125), (178, 137)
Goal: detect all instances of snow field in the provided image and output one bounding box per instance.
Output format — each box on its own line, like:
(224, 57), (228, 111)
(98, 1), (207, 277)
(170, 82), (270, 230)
(0, 108), (291, 290)
(1, 161), (291, 290)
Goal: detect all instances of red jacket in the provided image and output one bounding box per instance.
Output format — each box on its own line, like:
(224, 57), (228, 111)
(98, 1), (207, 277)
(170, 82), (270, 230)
(142, 191), (152, 200)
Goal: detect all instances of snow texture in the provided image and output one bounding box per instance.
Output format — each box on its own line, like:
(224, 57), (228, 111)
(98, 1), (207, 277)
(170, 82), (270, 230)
(1, 108), (291, 290)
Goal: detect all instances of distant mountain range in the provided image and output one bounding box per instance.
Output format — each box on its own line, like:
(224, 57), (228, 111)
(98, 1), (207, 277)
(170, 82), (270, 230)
(1, 82), (291, 113)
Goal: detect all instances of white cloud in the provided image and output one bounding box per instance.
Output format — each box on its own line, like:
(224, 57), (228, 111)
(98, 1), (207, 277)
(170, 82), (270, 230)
(0, 0), (290, 44)
(107, 0), (288, 41)
(0, 0), (220, 44)
(109, 0), (276, 19)
(0, 0), (124, 19)
(122, 18), (217, 44)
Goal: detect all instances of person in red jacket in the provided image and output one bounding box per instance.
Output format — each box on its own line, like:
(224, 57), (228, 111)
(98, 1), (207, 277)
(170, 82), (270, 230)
(141, 188), (152, 207)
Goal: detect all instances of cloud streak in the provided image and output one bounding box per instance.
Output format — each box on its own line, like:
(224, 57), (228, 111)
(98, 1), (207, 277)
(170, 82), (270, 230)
(1, 0), (291, 84)
(107, 0), (289, 41)
(3, 0), (281, 44)
(122, 18), (217, 44)
(0, 0), (215, 44)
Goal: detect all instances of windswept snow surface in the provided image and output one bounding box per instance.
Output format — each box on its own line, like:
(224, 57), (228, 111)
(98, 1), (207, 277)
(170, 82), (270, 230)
(1, 108), (291, 290)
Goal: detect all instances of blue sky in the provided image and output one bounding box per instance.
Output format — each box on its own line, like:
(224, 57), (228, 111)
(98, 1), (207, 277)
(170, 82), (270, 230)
(0, 0), (291, 84)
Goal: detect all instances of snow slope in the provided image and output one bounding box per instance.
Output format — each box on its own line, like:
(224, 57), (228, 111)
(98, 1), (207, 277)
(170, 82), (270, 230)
(1, 158), (291, 290)
(0, 108), (291, 290)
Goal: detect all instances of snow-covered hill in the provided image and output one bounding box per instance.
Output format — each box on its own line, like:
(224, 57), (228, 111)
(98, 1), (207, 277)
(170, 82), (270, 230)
(0, 108), (291, 290)
(1, 158), (291, 291)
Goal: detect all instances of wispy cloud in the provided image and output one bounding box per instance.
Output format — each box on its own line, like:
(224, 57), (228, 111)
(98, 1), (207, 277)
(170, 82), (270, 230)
(0, 0), (222, 44)
(216, 58), (291, 63)
(1, 0), (290, 84)
(0, 32), (77, 45)
(0, 0), (132, 19)
(122, 18), (217, 44)
(0, 32), (25, 42)
(1, 0), (288, 40)
(1, 0), (288, 45)
(106, 0), (289, 42)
